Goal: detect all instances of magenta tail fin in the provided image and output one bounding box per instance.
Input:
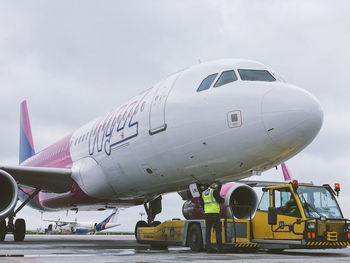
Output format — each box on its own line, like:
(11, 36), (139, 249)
(281, 162), (292, 181)
(19, 100), (35, 164)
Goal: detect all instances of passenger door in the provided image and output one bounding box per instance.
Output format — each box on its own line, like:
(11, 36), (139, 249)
(149, 72), (181, 135)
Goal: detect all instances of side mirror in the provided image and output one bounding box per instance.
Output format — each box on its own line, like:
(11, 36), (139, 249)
(268, 207), (277, 225)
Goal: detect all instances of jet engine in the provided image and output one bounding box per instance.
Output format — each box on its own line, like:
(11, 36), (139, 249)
(182, 182), (259, 220)
(0, 170), (18, 219)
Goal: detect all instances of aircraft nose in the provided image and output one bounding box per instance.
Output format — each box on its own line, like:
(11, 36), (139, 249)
(262, 85), (323, 150)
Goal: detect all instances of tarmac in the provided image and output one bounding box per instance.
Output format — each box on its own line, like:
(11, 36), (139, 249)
(0, 234), (350, 263)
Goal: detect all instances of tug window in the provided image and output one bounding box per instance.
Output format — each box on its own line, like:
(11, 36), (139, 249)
(197, 73), (218, 92)
(257, 191), (269, 212)
(238, 69), (276, 82)
(274, 188), (300, 217)
(214, 70), (238, 87)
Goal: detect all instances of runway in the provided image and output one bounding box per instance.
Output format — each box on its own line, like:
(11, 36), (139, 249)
(1, 235), (350, 263)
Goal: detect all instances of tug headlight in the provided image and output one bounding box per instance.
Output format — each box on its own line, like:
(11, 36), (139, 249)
(307, 222), (316, 230)
(346, 223), (350, 232)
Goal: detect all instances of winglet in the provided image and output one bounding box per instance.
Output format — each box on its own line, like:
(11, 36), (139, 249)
(281, 162), (292, 181)
(19, 100), (35, 164)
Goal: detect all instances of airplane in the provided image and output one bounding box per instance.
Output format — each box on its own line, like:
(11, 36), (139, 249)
(0, 58), (323, 241)
(44, 210), (120, 234)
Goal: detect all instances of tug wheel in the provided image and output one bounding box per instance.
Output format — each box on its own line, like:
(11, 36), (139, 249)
(134, 220), (149, 239)
(188, 224), (203, 252)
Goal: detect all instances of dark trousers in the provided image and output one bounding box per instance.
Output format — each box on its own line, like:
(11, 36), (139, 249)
(205, 213), (223, 251)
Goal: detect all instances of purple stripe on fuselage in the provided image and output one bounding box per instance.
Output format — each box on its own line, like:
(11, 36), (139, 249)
(22, 134), (73, 169)
(19, 134), (74, 211)
(20, 134), (115, 210)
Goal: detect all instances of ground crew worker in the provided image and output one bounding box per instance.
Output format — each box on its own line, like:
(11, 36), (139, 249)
(200, 182), (225, 253)
(285, 196), (300, 217)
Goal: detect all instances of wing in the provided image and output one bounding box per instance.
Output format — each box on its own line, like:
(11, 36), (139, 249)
(43, 219), (77, 226)
(238, 180), (288, 187)
(0, 165), (73, 193)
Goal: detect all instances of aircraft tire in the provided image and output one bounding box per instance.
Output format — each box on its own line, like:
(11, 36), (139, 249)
(0, 220), (7, 241)
(188, 224), (203, 252)
(134, 220), (149, 239)
(13, 218), (26, 242)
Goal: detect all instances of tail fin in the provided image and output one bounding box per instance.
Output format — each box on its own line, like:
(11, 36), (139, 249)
(281, 162), (292, 181)
(95, 210), (120, 231)
(19, 100), (35, 164)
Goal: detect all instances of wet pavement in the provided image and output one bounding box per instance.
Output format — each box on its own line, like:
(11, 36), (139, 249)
(0, 235), (350, 262)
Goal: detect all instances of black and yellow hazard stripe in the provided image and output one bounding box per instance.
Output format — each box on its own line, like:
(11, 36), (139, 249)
(233, 242), (259, 248)
(305, 241), (350, 248)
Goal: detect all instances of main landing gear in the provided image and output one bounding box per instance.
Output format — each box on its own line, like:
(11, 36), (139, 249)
(0, 189), (40, 242)
(0, 217), (26, 242)
(134, 196), (162, 238)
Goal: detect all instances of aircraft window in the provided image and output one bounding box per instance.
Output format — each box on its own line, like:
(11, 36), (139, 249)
(238, 69), (276, 82)
(105, 120), (111, 131)
(197, 73), (218, 92)
(141, 102), (146, 112)
(134, 105), (139, 115)
(111, 117), (116, 127)
(214, 70), (238, 87)
(128, 108), (133, 118)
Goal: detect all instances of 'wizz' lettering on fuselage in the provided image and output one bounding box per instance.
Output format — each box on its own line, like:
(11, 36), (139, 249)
(88, 90), (150, 156)
(88, 102), (138, 156)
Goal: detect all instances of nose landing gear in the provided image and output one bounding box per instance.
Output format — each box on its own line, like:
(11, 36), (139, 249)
(134, 196), (162, 238)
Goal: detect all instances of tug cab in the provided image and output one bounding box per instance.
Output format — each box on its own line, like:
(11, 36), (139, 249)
(136, 182), (349, 252)
(253, 181), (349, 249)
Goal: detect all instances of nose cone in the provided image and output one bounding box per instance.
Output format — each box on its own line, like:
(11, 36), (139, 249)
(262, 85), (323, 151)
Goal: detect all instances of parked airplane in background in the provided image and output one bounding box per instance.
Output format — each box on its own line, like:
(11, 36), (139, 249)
(44, 210), (120, 234)
(0, 59), (323, 241)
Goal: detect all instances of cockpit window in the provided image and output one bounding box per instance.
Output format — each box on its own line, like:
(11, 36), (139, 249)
(214, 70), (238, 87)
(197, 73), (218, 92)
(238, 69), (276, 82)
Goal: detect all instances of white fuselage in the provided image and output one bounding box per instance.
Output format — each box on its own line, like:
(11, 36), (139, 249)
(60, 59), (323, 207)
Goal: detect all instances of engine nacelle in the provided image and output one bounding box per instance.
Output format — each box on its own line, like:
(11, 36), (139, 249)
(0, 170), (18, 219)
(182, 182), (259, 220)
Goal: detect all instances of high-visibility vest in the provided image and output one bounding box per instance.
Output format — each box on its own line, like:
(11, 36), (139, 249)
(202, 187), (220, 214)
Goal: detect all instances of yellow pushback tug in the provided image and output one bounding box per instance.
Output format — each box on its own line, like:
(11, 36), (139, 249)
(136, 181), (350, 252)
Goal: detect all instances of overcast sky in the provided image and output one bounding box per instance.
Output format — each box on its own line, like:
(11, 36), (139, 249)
(1, 1), (350, 232)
